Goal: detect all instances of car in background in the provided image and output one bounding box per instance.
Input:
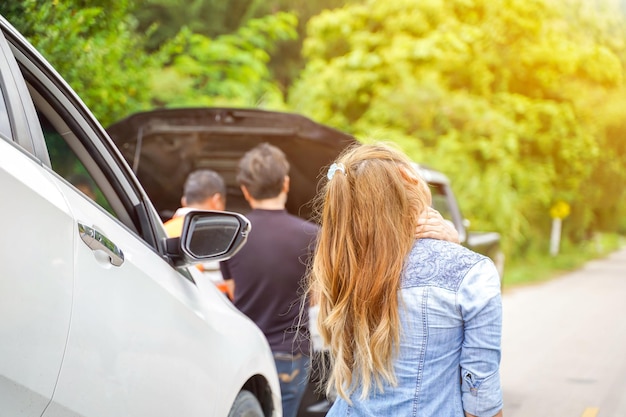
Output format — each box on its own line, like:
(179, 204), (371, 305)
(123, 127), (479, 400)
(106, 107), (505, 417)
(0, 14), (281, 417)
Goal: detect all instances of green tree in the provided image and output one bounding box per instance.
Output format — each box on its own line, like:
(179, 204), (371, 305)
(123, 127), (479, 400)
(249, 0), (358, 96)
(1, 0), (164, 126)
(290, 0), (626, 256)
(1, 1), (298, 120)
(134, 0), (262, 51)
(148, 12), (298, 108)
(134, 0), (355, 94)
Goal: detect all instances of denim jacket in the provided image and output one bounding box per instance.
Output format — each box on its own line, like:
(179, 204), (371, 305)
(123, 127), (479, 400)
(327, 238), (503, 417)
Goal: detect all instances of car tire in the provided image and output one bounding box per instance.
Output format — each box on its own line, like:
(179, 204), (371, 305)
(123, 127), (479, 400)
(227, 390), (264, 417)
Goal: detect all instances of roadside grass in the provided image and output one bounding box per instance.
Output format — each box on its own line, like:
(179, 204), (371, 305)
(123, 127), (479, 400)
(502, 233), (626, 290)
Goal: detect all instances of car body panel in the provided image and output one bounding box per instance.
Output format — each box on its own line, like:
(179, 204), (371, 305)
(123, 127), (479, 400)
(49, 177), (221, 416)
(0, 138), (73, 416)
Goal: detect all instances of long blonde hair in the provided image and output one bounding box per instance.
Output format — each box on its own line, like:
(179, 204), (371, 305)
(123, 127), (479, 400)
(310, 142), (430, 401)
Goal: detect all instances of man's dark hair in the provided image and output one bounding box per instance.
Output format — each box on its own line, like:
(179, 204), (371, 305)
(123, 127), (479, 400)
(183, 169), (226, 205)
(237, 143), (290, 200)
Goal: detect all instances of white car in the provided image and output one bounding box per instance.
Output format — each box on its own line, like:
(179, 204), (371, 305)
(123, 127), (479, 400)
(0, 14), (281, 417)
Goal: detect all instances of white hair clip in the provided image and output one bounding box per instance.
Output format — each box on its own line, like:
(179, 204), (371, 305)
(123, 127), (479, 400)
(327, 162), (346, 180)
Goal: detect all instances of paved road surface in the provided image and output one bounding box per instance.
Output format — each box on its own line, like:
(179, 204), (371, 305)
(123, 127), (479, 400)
(501, 247), (626, 417)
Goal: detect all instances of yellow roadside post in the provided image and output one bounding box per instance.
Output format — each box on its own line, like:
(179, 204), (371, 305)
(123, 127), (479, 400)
(549, 201), (571, 256)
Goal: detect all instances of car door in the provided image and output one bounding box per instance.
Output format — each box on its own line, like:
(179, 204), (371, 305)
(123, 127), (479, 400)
(2, 27), (233, 417)
(2, 13), (284, 417)
(0, 26), (74, 417)
(46, 167), (226, 417)
(26, 106), (260, 417)
(0, 13), (234, 417)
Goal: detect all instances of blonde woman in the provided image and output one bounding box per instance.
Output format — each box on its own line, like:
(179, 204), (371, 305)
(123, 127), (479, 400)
(311, 143), (503, 417)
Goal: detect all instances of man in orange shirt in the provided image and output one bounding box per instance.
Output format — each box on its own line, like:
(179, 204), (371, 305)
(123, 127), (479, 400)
(164, 169), (226, 235)
(164, 169), (231, 298)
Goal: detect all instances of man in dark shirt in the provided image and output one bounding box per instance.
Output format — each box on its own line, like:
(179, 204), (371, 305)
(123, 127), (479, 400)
(220, 143), (317, 417)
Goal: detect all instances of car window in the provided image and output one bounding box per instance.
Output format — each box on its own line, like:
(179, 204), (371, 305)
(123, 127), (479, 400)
(430, 183), (453, 221)
(38, 109), (115, 213)
(22, 75), (147, 233)
(9, 52), (161, 249)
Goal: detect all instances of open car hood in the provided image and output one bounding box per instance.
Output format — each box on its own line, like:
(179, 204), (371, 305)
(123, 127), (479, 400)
(107, 107), (357, 220)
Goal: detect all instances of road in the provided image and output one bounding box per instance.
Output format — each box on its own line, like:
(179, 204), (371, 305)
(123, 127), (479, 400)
(501, 247), (626, 417)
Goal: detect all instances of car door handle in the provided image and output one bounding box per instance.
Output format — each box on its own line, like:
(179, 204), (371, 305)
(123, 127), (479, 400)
(78, 223), (125, 267)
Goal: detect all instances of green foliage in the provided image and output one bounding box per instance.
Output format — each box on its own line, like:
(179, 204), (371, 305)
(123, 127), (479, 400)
(134, 0), (261, 51)
(133, 0), (355, 93)
(249, 0), (358, 94)
(148, 12), (298, 108)
(0, 0), (163, 126)
(4, 0), (626, 265)
(1, 1), (297, 119)
(290, 0), (626, 258)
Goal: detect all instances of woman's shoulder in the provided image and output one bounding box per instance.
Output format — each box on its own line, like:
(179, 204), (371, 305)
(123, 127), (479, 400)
(412, 238), (486, 262)
(402, 239), (487, 291)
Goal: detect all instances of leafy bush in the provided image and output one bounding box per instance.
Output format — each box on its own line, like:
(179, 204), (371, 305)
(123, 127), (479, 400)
(1, 0), (164, 126)
(290, 0), (626, 258)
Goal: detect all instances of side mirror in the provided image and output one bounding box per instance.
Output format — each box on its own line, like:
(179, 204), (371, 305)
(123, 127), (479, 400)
(166, 210), (250, 265)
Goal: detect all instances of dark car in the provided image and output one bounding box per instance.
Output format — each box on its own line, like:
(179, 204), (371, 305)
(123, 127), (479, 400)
(107, 107), (354, 222)
(107, 107), (504, 417)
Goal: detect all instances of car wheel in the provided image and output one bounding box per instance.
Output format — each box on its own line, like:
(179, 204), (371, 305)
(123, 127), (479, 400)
(227, 390), (264, 417)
